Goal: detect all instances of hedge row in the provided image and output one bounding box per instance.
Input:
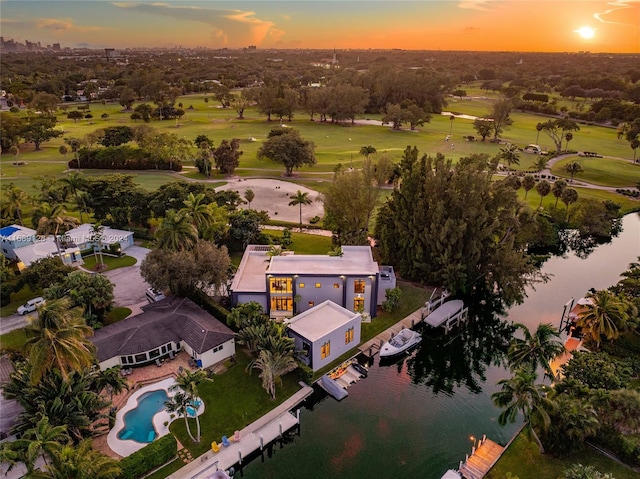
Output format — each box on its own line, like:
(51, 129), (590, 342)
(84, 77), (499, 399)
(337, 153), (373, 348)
(69, 146), (182, 171)
(189, 289), (231, 326)
(119, 434), (177, 479)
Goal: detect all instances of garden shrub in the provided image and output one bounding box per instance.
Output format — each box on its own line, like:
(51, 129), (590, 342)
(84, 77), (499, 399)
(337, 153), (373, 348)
(296, 361), (314, 384)
(594, 425), (640, 467)
(119, 434), (177, 479)
(189, 289), (231, 323)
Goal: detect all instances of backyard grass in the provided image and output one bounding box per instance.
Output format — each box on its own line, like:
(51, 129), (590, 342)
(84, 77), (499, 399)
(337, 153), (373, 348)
(264, 229), (333, 254)
(104, 307), (132, 325)
(81, 254), (137, 271)
(551, 156), (640, 188)
(169, 349), (301, 458)
(0, 328), (27, 353)
(486, 433), (640, 479)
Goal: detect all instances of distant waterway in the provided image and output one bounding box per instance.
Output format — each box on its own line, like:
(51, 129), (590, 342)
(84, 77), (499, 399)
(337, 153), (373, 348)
(240, 213), (640, 479)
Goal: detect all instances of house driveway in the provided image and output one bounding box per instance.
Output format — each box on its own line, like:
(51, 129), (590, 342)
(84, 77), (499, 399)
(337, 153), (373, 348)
(103, 245), (151, 309)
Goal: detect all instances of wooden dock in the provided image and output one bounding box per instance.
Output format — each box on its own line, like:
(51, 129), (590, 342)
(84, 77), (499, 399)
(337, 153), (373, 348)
(358, 309), (422, 356)
(458, 435), (504, 479)
(168, 384), (313, 479)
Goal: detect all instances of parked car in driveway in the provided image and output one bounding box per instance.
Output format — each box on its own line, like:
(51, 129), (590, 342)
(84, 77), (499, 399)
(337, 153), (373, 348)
(145, 288), (166, 303)
(17, 297), (45, 315)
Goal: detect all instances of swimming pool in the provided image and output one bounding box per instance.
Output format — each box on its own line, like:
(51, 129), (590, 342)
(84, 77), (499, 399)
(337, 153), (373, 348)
(117, 389), (168, 443)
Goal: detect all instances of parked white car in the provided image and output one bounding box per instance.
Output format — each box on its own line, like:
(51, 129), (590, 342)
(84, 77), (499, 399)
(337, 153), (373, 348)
(145, 288), (166, 303)
(17, 297), (45, 315)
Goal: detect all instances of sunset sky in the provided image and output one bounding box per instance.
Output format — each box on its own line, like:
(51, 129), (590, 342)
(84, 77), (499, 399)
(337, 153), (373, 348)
(1, 1), (638, 53)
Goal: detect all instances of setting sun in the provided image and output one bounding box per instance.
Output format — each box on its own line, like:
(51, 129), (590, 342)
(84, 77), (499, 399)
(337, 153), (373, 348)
(575, 26), (595, 39)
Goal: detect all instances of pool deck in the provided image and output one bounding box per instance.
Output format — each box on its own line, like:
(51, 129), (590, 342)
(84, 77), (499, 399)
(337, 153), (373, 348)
(107, 377), (205, 457)
(167, 383), (314, 479)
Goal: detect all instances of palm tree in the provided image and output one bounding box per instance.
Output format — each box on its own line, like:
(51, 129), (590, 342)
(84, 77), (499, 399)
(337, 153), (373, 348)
(92, 366), (129, 402)
(507, 323), (565, 379)
(244, 189), (255, 209)
(35, 204), (79, 260)
(2, 185), (30, 225)
(498, 144), (520, 171)
(90, 223), (105, 269)
(155, 209), (198, 251)
(59, 172), (87, 223)
(449, 115), (455, 135)
(535, 180), (552, 207)
(359, 145), (377, 160)
(492, 367), (552, 453)
(251, 349), (298, 399)
(522, 174), (536, 199)
(564, 132), (574, 151)
(30, 440), (121, 479)
(535, 122), (543, 144)
(165, 391), (197, 442)
(552, 179), (567, 208)
(631, 138), (639, 163)
(564, 161), (583, 182)
(576, 290), (630, 349)
(288, 190), (312, 230)
(169, 369), (211, 442)
(561, 188), (579, 221)
(533, 157), (548, 172)
(25, 298), (96, 384)
(14, 415), (68, 471)
(179, 192), (214, 237)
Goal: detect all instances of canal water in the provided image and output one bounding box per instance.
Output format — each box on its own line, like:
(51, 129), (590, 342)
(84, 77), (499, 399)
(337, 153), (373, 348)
(241, 213), (640, 479)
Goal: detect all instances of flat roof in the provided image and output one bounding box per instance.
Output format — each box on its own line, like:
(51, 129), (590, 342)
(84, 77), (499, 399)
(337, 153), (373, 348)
(229, 245), (269, 293)
(66, 223), (133, 246)
(267, 246), (378, 276)
(287, 300), (360, 342)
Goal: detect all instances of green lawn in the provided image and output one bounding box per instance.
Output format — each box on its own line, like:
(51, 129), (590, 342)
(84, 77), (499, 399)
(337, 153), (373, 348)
(81, 254), (137, 271)
(551, 157), (640, 188)
(104, 307), (132, 325)
(486, 433), (640, 479)
(264, 229), (333, 254)
(0, 328), (27, 353)
(168, 349), (301, 458)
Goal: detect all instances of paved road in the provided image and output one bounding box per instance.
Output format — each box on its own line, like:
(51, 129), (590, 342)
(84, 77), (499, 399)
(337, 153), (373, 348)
(102, 245), (151, 308)
(0, 312), (33, 335)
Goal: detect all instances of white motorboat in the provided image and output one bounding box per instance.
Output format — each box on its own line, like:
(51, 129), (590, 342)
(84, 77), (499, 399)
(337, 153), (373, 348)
(379, 328), (422, 357)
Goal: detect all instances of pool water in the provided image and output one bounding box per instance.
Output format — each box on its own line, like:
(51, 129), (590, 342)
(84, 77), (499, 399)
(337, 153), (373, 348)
(117, 389), (168, 443)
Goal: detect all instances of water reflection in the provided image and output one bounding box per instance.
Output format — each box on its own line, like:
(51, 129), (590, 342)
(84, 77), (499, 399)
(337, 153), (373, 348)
(403, 303), (516, 395)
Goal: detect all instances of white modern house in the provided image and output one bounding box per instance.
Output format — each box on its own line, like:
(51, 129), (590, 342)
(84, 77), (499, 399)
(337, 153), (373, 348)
(92, 297), (235, 370)
(286, 300), (361, 371)
(66, 223), (134, 253)
(230, 245), (396, 320)
(0, 225), (36, 260)
(12, 236), (83, 269)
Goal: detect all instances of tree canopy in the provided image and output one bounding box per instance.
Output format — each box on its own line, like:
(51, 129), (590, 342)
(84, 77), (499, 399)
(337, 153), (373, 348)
(375, 149), (537, 306)
(257, 128), (316, 176)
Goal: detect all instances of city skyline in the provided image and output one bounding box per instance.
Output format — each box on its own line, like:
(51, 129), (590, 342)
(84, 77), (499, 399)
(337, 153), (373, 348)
(0, 1), (638, 53)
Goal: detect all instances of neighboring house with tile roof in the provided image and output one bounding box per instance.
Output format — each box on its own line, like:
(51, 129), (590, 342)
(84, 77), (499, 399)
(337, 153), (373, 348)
(92, 297), (235, 370)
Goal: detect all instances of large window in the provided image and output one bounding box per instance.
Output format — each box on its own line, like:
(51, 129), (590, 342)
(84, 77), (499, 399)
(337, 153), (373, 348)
(321, 341), (331, 359)
(354, 279), (366, 294)
(345, 326), (354, 344)
(354, 296), (365, 312)
(271, 297), (293, 311)
(270, 277), (293, 293)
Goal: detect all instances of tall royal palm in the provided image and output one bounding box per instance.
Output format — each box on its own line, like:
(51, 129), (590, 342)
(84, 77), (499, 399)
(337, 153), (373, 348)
(35, 204), (79, 259)
(508, 323), (565, 380)
(25, 298), (95, 384)
(576, 290), (630, 349)
(359, 145), (377, 160)
(179, 192), (214, 237)
(288, 190), (312, 230)
(492, 367), (552, 453)
(59, 172), (87, 223)
(169, 369), (211, 442)
(155, 209), (198, 251)
(498, 144), (521, 171)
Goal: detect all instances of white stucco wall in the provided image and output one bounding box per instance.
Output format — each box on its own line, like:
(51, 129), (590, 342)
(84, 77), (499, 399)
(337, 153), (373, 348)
(307, 316), (361, 371)
(199, 339), (236, 368)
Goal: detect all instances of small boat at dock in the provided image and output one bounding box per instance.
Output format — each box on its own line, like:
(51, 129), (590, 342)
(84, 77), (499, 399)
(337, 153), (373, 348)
(319, 375), (348, 400)
(351, 362), (368, 378)
(380, 328), (422, 358)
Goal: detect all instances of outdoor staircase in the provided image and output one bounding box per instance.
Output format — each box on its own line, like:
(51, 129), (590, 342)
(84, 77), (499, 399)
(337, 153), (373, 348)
(458, 435), (504, 479)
